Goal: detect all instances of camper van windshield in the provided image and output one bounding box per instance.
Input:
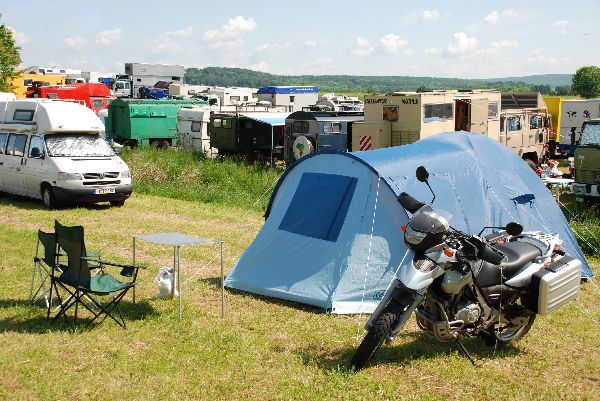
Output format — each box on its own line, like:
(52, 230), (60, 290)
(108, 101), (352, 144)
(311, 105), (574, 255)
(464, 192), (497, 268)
(45, 134), (115, 157)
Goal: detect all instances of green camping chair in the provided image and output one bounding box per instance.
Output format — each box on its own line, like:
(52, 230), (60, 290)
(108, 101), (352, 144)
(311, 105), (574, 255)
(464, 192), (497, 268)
(30, 230), (59, 308)
(48, 220), (144, 329)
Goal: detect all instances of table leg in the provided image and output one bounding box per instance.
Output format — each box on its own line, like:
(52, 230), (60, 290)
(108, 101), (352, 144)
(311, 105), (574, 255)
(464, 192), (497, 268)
(177, 246), (182, 320)
(132, 237), (136, 303)
(221, 241), (224, 318)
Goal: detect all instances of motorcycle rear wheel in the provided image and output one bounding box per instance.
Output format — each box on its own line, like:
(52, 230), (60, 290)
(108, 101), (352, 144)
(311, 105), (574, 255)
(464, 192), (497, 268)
(350, 312), (398, 370)
(481, 314), (536, 346)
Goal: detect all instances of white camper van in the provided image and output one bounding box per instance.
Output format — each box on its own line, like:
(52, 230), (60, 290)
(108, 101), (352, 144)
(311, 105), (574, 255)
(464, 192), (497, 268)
(177, 106), (214, 155)
(0, 99), (132, 208)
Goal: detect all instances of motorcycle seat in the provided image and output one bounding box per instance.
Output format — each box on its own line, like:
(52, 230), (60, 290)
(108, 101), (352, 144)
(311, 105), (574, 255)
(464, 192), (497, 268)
(475, 241), (543, 287)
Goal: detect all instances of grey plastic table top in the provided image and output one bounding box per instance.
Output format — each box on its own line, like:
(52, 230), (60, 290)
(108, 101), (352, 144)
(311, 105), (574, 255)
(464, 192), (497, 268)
(134, 232), (216, 247)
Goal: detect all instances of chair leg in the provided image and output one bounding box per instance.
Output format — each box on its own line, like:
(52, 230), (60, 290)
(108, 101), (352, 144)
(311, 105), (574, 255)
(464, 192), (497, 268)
(91, 289), (131, 328)
(46, 277), (55, 321)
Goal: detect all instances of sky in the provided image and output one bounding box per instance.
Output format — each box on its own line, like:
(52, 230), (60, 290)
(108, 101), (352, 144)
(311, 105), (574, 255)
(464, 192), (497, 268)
(2, 0), (599, 79)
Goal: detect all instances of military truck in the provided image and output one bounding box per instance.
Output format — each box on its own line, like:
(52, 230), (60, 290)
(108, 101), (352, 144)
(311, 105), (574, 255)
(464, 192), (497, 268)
(572, 119), (600, 202)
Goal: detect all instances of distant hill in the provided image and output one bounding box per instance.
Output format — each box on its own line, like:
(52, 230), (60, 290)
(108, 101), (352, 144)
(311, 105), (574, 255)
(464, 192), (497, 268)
(184, 67), (570, 94)
(482, 74), (572, 87)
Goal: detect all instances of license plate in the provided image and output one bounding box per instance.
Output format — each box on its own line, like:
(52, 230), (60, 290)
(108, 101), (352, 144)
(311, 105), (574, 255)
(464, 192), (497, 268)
(94, 187), (115, 195)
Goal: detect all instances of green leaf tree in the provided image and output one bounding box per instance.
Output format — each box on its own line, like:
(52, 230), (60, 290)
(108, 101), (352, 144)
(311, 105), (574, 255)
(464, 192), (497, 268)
(0, 22), (22, 93)
(571, 66), (600, 98)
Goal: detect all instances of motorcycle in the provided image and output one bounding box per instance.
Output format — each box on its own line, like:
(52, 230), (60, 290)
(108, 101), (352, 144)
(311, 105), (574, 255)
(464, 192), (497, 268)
(350, 166), (583, 370)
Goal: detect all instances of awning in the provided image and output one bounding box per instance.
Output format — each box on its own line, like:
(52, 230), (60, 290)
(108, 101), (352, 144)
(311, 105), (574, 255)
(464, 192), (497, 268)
(238, 112), (291, 126)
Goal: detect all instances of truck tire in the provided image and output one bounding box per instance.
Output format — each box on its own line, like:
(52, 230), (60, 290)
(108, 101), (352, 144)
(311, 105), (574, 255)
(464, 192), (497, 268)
(41, 185), (59, 210)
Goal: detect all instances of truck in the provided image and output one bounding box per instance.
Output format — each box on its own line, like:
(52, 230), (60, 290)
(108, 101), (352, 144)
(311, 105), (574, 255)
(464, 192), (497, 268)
(108, 99), (207, 148)
(26, 83), (115, 115)
(557, 99), (600, 155)
(0, 99), (132, 208)
(353, 90), (549, 164)
(572, 119), (600, 202)
(112, 63), (185, 98)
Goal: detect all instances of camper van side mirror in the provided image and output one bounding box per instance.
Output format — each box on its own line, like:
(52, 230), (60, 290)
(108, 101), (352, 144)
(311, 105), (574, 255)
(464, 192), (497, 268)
(30, 147), (43, 159)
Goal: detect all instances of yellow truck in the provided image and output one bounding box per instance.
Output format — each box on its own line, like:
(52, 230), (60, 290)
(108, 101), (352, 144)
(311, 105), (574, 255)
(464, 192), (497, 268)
(353, 90), (548, 163)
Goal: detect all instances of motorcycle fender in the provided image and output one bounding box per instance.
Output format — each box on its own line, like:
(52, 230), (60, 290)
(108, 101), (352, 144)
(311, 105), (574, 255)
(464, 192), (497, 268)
(399, 257), (445, 290)
(365, 280), (417, 330)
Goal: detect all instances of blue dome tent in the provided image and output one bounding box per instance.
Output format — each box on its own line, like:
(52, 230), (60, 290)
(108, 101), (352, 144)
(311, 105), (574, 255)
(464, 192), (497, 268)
(225, 132), (592, 314)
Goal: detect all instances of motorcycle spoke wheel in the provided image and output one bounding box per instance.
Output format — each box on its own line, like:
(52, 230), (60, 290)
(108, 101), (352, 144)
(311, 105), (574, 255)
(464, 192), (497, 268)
(350, 312), (397, 370)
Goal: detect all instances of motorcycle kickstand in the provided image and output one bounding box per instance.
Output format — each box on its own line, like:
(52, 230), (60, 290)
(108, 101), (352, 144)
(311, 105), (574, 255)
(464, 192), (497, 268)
(456, 339), (478, 367)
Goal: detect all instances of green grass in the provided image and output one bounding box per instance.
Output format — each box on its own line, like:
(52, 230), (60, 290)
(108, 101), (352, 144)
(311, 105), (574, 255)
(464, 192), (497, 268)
(120, 147), (282, 212)
(0, 155), (598, 400)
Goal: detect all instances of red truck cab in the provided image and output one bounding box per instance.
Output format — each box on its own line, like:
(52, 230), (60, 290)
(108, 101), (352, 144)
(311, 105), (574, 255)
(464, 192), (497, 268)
(26, 83), (115, 115)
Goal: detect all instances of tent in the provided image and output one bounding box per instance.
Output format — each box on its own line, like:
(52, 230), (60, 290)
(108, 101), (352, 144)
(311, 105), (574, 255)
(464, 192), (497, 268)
(225, 132), (592, 314)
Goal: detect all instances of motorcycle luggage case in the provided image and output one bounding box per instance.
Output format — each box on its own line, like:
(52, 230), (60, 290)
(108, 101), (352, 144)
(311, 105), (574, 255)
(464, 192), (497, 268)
(527, 256), (582, 315)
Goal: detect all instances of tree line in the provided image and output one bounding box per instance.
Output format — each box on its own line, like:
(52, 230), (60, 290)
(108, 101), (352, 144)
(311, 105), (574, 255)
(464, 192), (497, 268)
(185, 67), (574, 95)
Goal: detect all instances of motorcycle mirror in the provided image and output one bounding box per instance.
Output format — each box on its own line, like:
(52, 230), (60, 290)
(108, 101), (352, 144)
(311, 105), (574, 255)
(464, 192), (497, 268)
(416, 166), (429, 183)
(505, 222), (523, 236)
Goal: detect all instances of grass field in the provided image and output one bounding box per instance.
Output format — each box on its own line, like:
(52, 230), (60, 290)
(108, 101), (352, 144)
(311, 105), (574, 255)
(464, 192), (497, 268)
(0, 151), (598, 401)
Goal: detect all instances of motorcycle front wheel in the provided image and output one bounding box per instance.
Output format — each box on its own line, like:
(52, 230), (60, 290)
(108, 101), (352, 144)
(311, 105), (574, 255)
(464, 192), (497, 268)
(350, 311), (397, 370)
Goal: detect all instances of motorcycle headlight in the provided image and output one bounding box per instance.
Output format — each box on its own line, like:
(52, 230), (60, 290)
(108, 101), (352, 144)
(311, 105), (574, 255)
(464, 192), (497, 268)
(57, 172), (82, 181)
(404, 224), (428, 245)
(120, 170), (131, 178)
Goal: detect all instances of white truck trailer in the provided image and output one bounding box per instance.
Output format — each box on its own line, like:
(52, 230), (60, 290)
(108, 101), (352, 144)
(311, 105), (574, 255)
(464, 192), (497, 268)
(113, 63), (185, 98)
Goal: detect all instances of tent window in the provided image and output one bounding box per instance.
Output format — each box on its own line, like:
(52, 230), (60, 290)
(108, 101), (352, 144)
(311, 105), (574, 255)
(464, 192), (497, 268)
(279, 172), (357, 242)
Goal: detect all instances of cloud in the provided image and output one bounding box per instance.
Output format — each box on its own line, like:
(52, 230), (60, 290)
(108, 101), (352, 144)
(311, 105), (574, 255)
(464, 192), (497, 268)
(95, 28), (122, 46)
(491, 40), (519, 49)
(483, 9), (517, 24)
(204, 16), (256, 40)
(447, 32), (479, 54)
(421, 10), (440, 22)
(424, 47), (441, 55)
(305, 40), (318, 48)
(64, 36), (87, 51)
(351, 37), (375, 57)
(380, 34), (408, 53)
(6, 26), (30, 45)
(249, 61), (269, 72)
(553, 20), (573, 34)
(147, 27), (193, 53)
(255, 42), (291, 54)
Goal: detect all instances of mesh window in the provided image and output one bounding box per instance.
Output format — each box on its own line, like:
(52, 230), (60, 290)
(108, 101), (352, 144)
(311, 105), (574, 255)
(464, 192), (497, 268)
(279, 172), (357, 242)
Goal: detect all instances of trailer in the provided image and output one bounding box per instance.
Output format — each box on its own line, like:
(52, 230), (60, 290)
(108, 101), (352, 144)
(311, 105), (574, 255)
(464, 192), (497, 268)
(284, 111), (364, 163)
(209, 112), (290, 161)
(108, 99), (207, 148)
(177, 106), (213, 154)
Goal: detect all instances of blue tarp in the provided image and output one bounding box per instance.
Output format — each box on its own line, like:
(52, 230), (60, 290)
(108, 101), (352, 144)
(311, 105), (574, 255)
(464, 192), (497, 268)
(226, 132), (592, 314)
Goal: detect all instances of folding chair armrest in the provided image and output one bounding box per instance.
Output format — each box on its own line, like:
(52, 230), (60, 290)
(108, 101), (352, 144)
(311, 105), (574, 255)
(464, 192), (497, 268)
(82, 257), (145, 277)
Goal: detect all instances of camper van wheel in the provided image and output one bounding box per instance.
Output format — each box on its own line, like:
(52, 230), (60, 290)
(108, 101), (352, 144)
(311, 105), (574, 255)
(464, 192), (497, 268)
(41, 185), (58, 209)
(110, 200), (126, 207)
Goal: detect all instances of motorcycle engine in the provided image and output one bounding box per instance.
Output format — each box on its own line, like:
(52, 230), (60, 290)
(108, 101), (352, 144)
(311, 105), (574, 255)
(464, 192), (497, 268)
(454, 301), (482, 325)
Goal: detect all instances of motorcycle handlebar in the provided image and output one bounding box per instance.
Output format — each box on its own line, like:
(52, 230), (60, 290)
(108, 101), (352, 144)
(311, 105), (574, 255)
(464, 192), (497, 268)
(398, 192), (426, 213)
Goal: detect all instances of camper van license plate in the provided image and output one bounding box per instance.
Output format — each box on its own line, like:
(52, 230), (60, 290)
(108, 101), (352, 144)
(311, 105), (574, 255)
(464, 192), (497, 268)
(94, 187), (115, 195)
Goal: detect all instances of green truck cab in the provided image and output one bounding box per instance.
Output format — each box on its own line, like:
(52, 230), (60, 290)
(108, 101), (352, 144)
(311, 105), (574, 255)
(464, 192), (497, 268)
(572, 119), (600, 201)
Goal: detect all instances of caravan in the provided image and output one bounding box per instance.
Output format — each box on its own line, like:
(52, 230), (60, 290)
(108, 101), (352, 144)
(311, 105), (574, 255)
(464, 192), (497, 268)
(0, 99), (132, 208)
